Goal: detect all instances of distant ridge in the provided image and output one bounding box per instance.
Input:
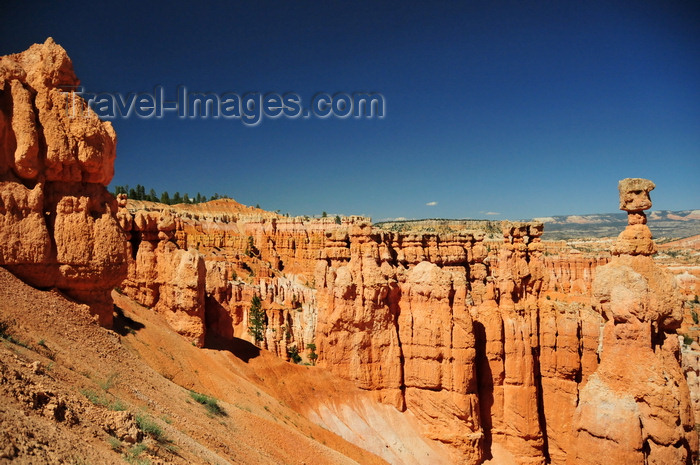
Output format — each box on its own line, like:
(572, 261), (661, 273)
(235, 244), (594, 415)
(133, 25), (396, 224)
(530, 210), (700, 240)
(373, 210), (699, 241)
(374, 218), (502, 236)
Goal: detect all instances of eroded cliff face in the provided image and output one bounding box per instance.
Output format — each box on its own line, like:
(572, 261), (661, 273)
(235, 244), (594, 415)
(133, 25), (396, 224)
(119, 199), (360, 349)
(120, 191), (697, 464)
(116, 203), (566, 463)
(0, 39), (127, 325)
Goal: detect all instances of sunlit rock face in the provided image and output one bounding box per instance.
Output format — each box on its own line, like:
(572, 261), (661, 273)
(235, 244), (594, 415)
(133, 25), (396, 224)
(569, 178), (697, 465)
(121, 176), (698, 464)
(0, 39), (127, 326)
(119, 208), (207, 347)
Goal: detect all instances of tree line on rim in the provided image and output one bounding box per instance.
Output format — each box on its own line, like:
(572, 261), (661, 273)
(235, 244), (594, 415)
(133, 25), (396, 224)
(111, 184), (231, 205)
(111, 185), (340, 222)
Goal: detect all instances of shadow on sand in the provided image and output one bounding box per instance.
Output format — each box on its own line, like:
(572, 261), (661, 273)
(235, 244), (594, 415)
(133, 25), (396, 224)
(204, 333), (261, 363)
(112, 304), (146, 336)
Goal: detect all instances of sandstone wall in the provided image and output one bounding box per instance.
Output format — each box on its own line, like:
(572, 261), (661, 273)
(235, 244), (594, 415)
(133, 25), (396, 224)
(120, 203), (597, 464)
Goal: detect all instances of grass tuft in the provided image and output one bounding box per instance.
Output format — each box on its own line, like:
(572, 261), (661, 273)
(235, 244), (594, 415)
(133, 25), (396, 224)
(107, 436), (122, 451)
(0, 320), (30, 348)
(80, 389), (127, 411)
(97, 372), (120, 391)
(189, 390), (226, 416)
(135, 413), (164, 441)
(123, 443), (150, 464)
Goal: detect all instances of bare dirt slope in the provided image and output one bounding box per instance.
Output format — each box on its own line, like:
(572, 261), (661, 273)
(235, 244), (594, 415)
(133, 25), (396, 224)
(0, 267), (396, 465)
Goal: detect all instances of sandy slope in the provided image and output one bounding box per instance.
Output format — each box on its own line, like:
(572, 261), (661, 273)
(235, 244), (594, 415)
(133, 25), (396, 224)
(0, 267), (386, 464)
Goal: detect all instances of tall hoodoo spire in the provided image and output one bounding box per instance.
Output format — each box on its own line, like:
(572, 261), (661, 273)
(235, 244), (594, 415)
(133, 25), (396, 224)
(568, 178), (698, 465)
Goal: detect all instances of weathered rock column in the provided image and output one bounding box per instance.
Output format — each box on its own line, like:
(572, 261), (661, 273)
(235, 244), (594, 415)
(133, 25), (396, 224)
(568, 178), (698, 465)
(497, 222), (546, 465)
(315, 222), (404, 408)
(0, 39), (128, 326)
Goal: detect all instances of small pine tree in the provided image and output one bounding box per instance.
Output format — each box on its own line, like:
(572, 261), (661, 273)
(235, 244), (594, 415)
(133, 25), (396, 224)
(160, 191), (170, 204)
(148, 188), (157, 202)
(334, 215), (341, 224)
(307, 343), (318, 366)
(287, 345), (302, 364)
(322, 211), (327, 218)
(172, 192), (182, 204)
(248, 295), (265, 346)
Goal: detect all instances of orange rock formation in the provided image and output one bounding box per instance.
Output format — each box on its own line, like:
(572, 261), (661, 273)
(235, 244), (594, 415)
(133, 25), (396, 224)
(0, 38), (127, 326)
(569, 178), (697, 464)
(119, 193), (698, 464)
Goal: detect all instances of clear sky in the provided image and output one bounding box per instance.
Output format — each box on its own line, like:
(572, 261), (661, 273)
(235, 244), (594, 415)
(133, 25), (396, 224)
(2, 1), (698, 220)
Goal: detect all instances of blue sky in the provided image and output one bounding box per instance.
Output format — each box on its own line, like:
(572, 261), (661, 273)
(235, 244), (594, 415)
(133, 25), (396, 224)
(2, 1), (698, 220)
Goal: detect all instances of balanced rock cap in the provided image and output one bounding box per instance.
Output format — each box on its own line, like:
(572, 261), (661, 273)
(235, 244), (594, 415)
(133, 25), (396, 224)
(618, 178), (655, 212)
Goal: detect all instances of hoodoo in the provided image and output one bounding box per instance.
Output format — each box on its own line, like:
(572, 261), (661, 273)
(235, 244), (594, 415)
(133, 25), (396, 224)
(569, 178), (697, 464)
(0, 38), (128, 326)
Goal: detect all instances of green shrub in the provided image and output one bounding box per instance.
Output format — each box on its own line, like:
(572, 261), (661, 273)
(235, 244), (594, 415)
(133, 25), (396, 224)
(683, 334), (694, 346)
(189, 390), (226, 416)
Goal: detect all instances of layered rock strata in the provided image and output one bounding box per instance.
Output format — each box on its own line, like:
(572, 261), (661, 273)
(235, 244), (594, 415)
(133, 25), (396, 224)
(0, 39), (127, 325)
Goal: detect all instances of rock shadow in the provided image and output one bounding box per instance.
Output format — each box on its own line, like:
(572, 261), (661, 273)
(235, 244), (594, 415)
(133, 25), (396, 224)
(112, 304), (146, 336)
(204, 295), (233, 340)
(204, 333), (261, 363)
(473, 319), (494, 460)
